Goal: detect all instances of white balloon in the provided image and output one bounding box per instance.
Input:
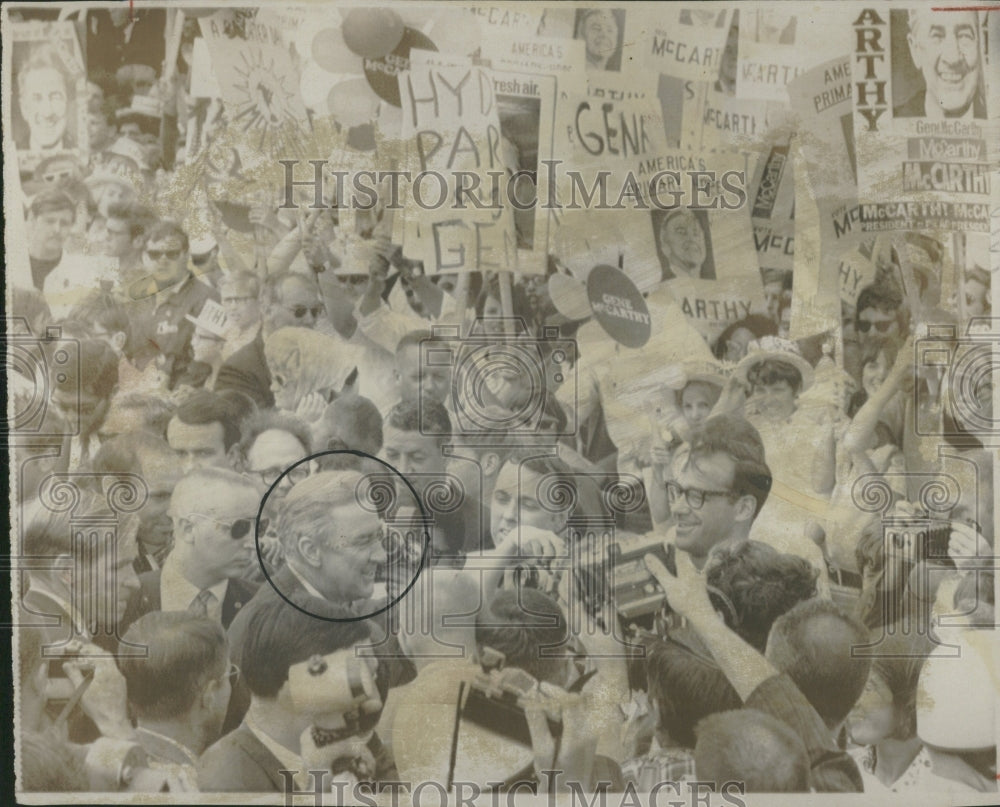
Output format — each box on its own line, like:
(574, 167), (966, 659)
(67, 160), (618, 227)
(300, 60), (352, 111)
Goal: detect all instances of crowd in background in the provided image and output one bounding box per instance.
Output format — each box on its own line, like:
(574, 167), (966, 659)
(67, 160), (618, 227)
(7, 3), (997, 798)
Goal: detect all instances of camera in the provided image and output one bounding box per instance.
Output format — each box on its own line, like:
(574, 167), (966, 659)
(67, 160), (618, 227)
(576, 533), (677, 623)
(421, 319), (577, 438)
(915, 321), (997, 439)
(3, 326), (79, 436)
(288, 649), (381, 721)
(460, 651), (562, 748)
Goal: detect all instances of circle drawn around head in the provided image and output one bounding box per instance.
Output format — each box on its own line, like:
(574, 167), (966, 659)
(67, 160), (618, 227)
(254, 449), (430, 623)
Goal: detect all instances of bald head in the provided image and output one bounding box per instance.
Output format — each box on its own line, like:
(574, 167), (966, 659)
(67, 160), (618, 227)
(169, 467), (263, 521)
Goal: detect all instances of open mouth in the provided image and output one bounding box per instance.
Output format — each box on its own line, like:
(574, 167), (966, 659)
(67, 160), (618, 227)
(936, 66), (969, 84)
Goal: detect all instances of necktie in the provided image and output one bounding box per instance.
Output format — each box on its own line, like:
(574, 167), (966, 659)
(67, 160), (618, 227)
(188, 589), (217, 619)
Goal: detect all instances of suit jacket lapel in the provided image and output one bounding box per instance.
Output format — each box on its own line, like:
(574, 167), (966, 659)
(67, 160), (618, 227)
(233, 723), (287, 790)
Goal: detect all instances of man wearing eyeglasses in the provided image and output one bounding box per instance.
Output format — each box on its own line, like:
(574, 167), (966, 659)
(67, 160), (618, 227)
(215, 272), (323, 409)
(662, 415), (772, 572)
(854, 282), (907, 372)
(120, 467), (264, 632)
(116, 612), (236, 791)
(128, 220), (219, 389)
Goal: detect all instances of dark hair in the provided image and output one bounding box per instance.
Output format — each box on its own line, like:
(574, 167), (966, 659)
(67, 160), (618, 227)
(706, 541), (818, 652)
(238, 410), (312, 463)
(746, 358), (803, 395)
(116, 612), (228, 720)
(328, 395), (383, 454)
(855, 282), (903, 319)
(688, 414), (772, 517)
(49, 337), (118, 400)
(386, 398), (451, 439)
(694, 709), (810, 792)
(105, 200), (153, 241)
(475, 588), (568, 684)
(29, 188), (76, 220)
(765, 599), (871, 730)
(103, 392), (176, 439)
(645, 637), (741, 748)
(713, 315), (776, 361)
(238, 596), (369, 698)
(143, 219), (188, 252)
(93, 430), (175, 475)
(171, 390), (243, 450)
(65, 290), (130, 342)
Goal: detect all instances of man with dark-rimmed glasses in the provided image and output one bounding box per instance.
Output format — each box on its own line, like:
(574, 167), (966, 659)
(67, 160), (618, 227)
(120, 467), (264, 632)
(661, 413), (773, 571)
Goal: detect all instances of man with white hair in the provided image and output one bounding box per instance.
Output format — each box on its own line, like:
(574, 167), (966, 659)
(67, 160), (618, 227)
(895, 9), (985, 119)
(120, 467), (264, 631)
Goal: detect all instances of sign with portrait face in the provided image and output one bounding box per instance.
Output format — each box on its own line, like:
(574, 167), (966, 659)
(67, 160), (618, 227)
(9, 21), (88, 175)
(851, 7), (996, 232)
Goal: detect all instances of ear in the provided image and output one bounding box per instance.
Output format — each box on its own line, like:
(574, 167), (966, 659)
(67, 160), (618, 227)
(111, 331), (127, 352)
(296, 534), (323, 568)
(481, 451), (501, 479)
(733, 494), (757, 523)
(287, 347), (302, 375)
(176, 517), (196, 544)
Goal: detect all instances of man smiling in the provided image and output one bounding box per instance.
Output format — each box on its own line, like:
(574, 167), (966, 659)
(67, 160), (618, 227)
(895, 9), (985, 119)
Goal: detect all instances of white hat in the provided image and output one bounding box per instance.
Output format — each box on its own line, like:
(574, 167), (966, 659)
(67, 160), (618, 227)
(184, 299), (229, 339)
(734, 335), (814, 392)
(917, 630), (996, 750)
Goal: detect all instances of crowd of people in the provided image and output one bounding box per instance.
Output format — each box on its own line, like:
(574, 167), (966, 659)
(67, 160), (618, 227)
(7, 3), (996, 799)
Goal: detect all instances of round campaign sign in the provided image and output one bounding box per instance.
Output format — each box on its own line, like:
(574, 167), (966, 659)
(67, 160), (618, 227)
(586, 264), (652, 349)
(363, 27), (437, 107)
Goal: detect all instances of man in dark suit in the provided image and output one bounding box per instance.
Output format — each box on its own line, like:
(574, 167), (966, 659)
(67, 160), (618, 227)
(215, 271), (326, 409)
(121, 467), (264, 632)
(117, 612), (234, 791)
(198, 596), (395, 792)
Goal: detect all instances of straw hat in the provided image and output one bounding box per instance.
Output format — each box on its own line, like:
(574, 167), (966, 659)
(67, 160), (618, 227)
(733, 335), (814, 392)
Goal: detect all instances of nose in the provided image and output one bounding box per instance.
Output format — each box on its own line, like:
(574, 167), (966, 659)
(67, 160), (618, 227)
(941, 31), (962, 63)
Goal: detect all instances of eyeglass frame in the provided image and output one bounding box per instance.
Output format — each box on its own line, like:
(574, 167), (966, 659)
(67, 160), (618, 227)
(188, 512), (268, 540)
(664, 481), (739, 510)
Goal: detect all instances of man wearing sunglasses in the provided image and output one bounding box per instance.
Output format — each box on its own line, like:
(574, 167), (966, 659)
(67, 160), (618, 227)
(854, 282), (907, 372)
(215, 272), (323, 409)
(128, 220), (220, 389)
(120, 468), (264, 633)
(117, 612), (236, 791)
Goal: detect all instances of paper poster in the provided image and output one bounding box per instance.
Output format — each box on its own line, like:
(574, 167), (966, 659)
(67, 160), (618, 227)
(399, 55), (520, 274)
(8, 21), (88, 175)
(851, 7), (995, 232)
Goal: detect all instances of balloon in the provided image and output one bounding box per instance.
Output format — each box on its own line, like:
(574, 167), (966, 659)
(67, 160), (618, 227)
(426, 10), (481, 57)
(311, 27), (360, 74)
(341, 8), (405, 59)
(346, 124), (376, 152)
(327, 78), (380, 128)
(364, 27), (437, 107)
(299, 60), (351, 111)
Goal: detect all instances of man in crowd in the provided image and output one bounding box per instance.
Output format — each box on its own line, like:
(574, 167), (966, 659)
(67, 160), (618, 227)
(117, 612), (235, 790)
(646, 551), (869, 791)
(92, 431), (182, 574)
(219, 271), (262, 360)
(215, 272), (323, 408)
(127, 220), (219, 388)
(121, 467), (263, 632)
(166, 390), (243, 473)
(197, 596), (388, 791)
(26, 189), (76, 291)
(47, 337), (120, 470)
